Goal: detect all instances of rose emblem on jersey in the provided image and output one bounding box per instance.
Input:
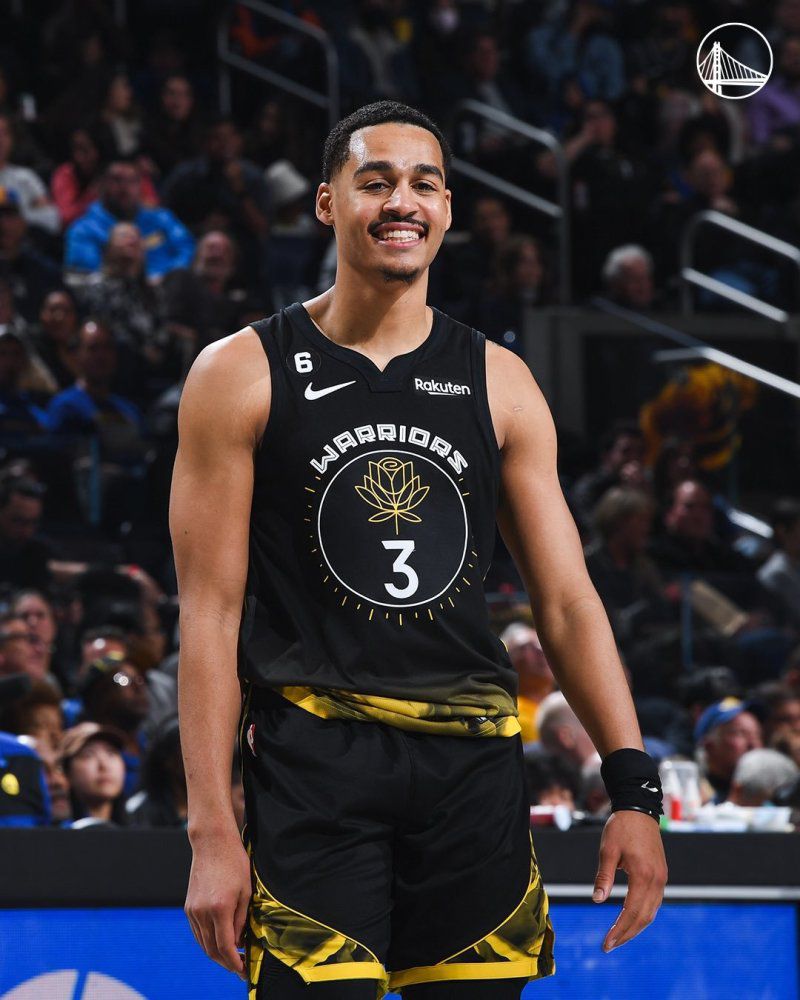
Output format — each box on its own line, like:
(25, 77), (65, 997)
(312, 449), (470, 610)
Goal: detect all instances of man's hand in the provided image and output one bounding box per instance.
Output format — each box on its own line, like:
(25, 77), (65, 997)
(185, 828), (252, 981)
(592, 810), (668, 953)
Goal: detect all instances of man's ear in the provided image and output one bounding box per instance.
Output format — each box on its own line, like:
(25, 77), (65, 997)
(316, 182), (334, 228)
(444, 188), (452, 231)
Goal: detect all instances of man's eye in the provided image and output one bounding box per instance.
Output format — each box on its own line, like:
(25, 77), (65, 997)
(416, 182), (436, 191)
(365, 181), (388, 190)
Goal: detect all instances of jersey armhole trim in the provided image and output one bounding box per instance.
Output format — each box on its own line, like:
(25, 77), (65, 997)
(469, 328), (502, 464)
(249, 319), (285, 457)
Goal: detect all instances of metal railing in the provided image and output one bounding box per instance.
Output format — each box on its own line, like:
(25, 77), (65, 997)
(217, 0), (340, 129)
(451, 100), (571, 305)
(593, 297), (800, 402)
(680, 210), (800, 323)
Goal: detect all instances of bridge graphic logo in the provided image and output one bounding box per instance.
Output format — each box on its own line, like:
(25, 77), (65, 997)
(696, 23), (772, 100)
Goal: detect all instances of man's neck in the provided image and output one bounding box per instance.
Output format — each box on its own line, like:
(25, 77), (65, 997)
(304, 265), (431, 361)
(78, 377), (110, 399)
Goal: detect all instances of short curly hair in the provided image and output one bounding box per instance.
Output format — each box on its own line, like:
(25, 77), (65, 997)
(322, 101), (451, 183)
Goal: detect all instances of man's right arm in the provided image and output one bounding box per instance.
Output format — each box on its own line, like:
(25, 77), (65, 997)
(169, 327), (269, 979)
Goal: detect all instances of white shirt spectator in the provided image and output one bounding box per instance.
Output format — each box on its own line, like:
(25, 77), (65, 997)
(0, 164), (61, 235)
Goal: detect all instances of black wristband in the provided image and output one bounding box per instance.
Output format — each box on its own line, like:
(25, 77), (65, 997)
(600, 747), (663, 822)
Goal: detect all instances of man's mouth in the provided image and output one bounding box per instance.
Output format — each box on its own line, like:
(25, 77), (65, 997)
(370, 222), (427, 244)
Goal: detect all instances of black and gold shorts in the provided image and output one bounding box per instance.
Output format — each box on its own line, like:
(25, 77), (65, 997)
(240, 685), (555, 998)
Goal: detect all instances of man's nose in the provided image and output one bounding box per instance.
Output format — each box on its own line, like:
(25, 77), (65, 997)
(382, 183), (417, 215)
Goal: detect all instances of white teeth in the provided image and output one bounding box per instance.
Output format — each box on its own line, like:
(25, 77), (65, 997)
(379, 229), (421, 241)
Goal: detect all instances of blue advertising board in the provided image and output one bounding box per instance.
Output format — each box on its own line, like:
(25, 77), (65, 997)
(0, 903), (796, 999)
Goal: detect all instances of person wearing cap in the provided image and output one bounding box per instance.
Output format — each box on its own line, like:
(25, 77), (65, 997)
(80, 652), (150, 797)
(59, 721), (127, 827)
(0, 673), (51, 827)
(694, 696), (763, 803)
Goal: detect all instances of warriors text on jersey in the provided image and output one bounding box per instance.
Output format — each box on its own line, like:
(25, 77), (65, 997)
(238, 302), (520, 737)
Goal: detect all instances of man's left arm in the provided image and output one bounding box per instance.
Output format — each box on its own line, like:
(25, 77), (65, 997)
(488, 343), (668, 953)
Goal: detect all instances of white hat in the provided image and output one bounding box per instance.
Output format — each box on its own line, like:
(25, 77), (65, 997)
(264, 159), (311, 210)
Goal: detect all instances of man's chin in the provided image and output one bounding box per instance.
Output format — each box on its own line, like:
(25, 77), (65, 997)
(379, 266), (421, 286)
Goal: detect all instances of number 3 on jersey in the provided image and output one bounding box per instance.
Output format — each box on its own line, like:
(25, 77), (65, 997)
(382, 540), (418, 599)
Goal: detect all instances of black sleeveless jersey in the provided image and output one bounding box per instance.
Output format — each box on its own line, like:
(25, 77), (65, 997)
(238, 302), (520, 737)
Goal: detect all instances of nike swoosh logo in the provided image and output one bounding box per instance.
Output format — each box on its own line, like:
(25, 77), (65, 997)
(641, 782), (659, 794)
(304, 380), (357, 400)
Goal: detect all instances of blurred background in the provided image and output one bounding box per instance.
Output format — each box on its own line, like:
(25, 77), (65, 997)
(0, 0), (799, 997)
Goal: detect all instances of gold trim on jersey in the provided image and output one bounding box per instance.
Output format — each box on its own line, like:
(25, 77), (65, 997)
(246, 849), (389, 999)
(388, 833), (555, 991)
(277, 685), (521, 737)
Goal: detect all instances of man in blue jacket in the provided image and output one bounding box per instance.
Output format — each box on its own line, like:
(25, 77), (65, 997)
(65, 159), (194, 281)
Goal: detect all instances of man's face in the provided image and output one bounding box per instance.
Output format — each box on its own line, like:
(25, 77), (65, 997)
(0, 493), (41, 545)
(14, 592), (57, 646)
(615, 257), (654, 308)
(472, 198), (510, 246)
(469, 36), (499, 82)
(0, 616), (47, 680)
(35, 739), (71, 823)
(667, 481), (714, 541)
(606, 432), (644, 471)
(195, 232), (235, 285)
(704, 711), (762, 778)
(320, 122), (451, 287)
(162, 76), (193, 121)
(80, 636), (127, 680)
(206, 122), (240, 163)
(77, 324), (117, 382)
(103, 662), (150, 721)
(506, 629), (554, 690)
(0, 117), (12, 163)
(106, 224), (144, 277)
(102, 164), (141, 219)
(40, 291), (78, 341)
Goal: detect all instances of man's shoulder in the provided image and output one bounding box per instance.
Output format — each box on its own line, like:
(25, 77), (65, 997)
(68, 200), (108, 233)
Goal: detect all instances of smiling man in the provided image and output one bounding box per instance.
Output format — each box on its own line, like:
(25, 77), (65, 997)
(171, 101), (667, 1000)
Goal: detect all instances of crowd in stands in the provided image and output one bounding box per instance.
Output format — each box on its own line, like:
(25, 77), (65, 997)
(1, 0), (800, 829)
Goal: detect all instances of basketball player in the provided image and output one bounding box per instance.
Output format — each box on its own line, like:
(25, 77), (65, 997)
(171, 102), (667, 999)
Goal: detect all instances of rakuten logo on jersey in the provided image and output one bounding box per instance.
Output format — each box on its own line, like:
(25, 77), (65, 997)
(413, 377), (471, 397)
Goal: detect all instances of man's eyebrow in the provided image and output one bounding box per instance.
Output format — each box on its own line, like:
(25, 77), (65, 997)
(352, 160), (445, 182)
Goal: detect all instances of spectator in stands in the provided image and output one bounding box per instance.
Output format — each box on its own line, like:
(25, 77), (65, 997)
(0, 701), (50, 827)
(80, 222), (169, 370)
(649, 479), (756, 579)
(525, 0), (627, 104)
(143, 74), (204, 178)
(0, 329), (48, 432)
(96, 71), (146, 161)
(78, 624), (127, 683)
(340, 0), (419, 105)
(33, 735), (71, 825)
(65, 158), (194, 280)
(501, 622), (555, 743)
(748, 35), (800, 149)
(126, 714), (186, 827)
(161, 230), (258, 361)
(473, 236), (548, 353)
(584, 487), (671, 651)
(28, 289), (80, 390)
(535, 690), (600, 770)
(601, 244), (656, 310)
(523, 747), (579, 809)
(0, 677), (63, 749)
(60, 721), (127, 827)
(727, 747), (798, 806)
(0, 189), (61, 322)
(0, 113), (60, 237)
(80, 652), (149, 796)
(10, 590), (59, 690)
(51, 127), (105, 228)
(162, 117), (269, 245)
(0, 613), (49, 682)
(437, 195), (512, 317)
(45, 320), (143, 438)
(0, 476), (53, 591)
(570, 420), (646, 533)
(752, 681), (800, 752)
(579, 758), (612, 817)
(694, 696), (763, 802)
(758, 498), (800, 628)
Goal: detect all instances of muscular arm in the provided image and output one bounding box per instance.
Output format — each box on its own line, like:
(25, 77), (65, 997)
(169, 328), (268, 977)
(487, 342), (666, 952)
(488, 342), (640, 754)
